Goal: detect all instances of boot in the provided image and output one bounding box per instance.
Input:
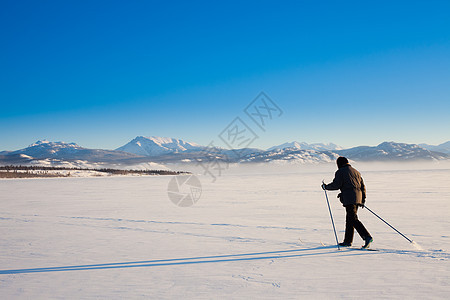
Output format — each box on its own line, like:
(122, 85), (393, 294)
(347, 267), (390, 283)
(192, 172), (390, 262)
(338, 242), (351, 247)
(362, 236), (373, 249)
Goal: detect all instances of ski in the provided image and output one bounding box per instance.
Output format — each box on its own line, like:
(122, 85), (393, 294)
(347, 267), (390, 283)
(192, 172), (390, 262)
(319, 241), (378, 251)
(352, 247), (378, 252)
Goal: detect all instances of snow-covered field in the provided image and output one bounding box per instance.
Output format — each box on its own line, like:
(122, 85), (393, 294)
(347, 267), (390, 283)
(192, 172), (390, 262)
(1, 163), (449, 299)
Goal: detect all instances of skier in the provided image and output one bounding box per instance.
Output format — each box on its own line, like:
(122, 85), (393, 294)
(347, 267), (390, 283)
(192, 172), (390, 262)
(322, 157), (373, 248)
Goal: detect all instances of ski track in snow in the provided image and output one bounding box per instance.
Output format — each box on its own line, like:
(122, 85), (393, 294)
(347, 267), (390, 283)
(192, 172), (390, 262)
(0, 246), (357, 275)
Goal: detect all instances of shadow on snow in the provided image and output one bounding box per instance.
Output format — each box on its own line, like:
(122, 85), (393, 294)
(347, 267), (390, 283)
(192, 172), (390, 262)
(0, 245), (372, 275)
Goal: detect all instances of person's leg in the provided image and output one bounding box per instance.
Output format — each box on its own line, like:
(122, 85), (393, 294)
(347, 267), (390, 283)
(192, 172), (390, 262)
(343, 205), (356, 244)
(352, 205), (371, 239)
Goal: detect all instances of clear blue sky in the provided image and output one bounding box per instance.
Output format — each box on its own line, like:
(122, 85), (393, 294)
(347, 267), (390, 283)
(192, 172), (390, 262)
(1, 0), (449, 150)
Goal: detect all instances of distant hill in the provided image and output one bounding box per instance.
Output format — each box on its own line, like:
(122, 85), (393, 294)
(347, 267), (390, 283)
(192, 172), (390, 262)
(419, 141), (450, 155)
(240, 148), (339, 164)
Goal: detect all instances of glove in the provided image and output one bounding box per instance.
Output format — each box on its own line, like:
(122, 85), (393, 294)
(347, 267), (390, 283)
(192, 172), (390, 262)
(337, 193), (343, 204)
(359, 197), (366, 209)
(321, 183), (326, 190)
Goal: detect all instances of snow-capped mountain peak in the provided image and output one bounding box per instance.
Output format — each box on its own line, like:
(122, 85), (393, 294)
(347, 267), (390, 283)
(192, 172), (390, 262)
(29, 140), (81, 149)
(14, 140), (85, 158)
(30, 140), (51, 146)
(116, 136), (204, 157)
(267, 141), (342, 151)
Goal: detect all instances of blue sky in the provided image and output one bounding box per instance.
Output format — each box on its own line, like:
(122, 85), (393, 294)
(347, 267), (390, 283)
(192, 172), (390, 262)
(1, 0), (449, 150)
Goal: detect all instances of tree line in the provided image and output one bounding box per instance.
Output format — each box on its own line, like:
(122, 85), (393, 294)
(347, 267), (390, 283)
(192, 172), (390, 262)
(0, 165), (190, 178)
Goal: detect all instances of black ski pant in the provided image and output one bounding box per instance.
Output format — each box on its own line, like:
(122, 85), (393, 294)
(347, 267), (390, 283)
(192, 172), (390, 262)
(343, 204), (371, 244)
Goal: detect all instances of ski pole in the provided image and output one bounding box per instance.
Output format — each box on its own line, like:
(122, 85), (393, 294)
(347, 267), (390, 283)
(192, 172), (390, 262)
(364, 205), (413, 243)
(322, 181), (340, 250)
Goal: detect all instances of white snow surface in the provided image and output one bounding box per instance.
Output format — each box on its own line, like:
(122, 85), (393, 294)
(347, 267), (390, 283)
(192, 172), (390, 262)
(0, 164), (449, 299)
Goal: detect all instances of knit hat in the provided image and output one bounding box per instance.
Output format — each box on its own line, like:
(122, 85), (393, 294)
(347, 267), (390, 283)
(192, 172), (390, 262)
(337, 156), (349, 168)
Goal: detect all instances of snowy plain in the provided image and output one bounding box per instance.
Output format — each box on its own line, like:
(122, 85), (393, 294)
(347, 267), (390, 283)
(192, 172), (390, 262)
(0, 162), (449, 299)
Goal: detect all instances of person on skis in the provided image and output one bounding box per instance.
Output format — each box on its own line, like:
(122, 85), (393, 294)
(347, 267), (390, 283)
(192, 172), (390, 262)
(322, 157), (373, 248)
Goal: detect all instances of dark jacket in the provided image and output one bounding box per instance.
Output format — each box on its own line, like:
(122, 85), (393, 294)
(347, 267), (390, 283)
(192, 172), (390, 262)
(325, 164), (366, 206)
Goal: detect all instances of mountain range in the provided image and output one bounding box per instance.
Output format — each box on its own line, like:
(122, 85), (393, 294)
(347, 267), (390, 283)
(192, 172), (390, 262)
(0, 137), (448, 169)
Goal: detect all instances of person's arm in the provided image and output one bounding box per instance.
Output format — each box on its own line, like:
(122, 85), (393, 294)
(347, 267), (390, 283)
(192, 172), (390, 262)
(324, 170), (343, 190)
